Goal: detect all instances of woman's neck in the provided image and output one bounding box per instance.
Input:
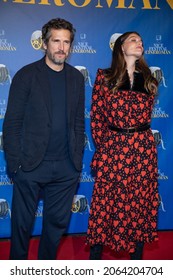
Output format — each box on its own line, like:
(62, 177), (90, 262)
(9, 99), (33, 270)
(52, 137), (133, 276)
(126, 63), (136, 88)
(126, 62), (135, 75)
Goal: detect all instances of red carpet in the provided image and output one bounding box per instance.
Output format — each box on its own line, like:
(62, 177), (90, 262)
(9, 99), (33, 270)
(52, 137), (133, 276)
(0, 231), (173, 260)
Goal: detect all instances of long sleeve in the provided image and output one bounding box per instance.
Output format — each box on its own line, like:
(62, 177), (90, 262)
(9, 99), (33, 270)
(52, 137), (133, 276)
(90, 69), (108, 148)
(3, 68), (30, 173)
(75, 74), (85, 156)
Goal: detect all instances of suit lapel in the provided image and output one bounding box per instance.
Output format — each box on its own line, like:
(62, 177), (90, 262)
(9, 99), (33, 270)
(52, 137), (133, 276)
(65, 63), (75, 125)
(36, 58), (52, 121)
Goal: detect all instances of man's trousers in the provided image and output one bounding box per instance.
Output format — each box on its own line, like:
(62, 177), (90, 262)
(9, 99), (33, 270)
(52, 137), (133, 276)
(9, 158), (80, 260)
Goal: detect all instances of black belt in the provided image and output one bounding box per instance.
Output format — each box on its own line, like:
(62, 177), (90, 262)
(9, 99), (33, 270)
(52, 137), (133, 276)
(108, 123), (150, 134)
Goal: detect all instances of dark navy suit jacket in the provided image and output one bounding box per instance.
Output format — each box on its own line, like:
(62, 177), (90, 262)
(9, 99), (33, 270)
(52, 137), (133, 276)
(3, 57), (85, 174)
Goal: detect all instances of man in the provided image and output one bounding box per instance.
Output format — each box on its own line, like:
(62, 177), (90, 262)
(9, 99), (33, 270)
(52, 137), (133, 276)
(3, 18), (85, 260)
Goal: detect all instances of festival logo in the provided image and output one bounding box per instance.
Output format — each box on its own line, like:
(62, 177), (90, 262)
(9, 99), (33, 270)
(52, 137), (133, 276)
(158, 169), (168, 180)
(0, 199), (11, 219)
(0, 106), (6, 120)
(0, 64), (10, 120)
(109, 33), (122, 50)
(71, 195), (90, 214)
(79, 170), (95, 183)
(158, 194), (166, 213)
(152, 103), (169, 118)
(0, 30), (16, 51)
(84, 133), (93, 152)
(71, 33), (96, 54)
(150, 66), (167, 87)
(85, 108), (90, 119)
(152, 129), (166, 150)
(0, 165), (12, 186)
(145, 35), (171, 55)
(75, 66), (93, 87)
(0, 132), (3, 151)
(0, 159), (13, 186)
(31, 30), (43, 50)
(0, 64), (11, 85)
(35, 200), (44, 218)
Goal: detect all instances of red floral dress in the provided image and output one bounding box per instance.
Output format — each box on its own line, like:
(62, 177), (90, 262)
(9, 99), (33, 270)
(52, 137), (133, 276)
(86, 69), (159, 253)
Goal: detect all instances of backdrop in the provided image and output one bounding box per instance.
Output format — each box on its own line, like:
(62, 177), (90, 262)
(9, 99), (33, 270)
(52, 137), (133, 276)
(0, 0), (172, 238)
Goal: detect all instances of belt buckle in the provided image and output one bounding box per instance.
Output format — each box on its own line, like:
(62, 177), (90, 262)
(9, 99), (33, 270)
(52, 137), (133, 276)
(127, 127), (135, 133)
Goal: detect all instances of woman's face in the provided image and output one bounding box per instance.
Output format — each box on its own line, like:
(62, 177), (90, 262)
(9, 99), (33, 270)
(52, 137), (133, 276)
(121, 33), (144, 60)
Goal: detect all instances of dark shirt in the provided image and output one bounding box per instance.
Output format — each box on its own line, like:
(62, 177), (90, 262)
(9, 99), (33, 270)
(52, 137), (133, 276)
(44, 65), (68, 160)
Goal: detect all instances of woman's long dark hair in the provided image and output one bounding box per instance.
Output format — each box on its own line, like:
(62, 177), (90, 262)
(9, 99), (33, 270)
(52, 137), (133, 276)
(105, 31), (158, 94)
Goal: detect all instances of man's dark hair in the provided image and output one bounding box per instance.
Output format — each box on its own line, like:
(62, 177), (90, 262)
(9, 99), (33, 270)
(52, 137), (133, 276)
(42, 18), (76, 45)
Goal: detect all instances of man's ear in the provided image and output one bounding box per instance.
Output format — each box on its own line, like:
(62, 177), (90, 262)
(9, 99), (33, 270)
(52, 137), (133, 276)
(42, 41), (47, 51)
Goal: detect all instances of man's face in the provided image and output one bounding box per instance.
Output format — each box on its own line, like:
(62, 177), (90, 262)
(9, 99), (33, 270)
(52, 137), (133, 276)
(43, 28), (71, 70)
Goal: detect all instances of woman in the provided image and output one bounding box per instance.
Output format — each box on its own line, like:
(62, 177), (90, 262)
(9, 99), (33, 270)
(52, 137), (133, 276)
(86, 31), (159, 260)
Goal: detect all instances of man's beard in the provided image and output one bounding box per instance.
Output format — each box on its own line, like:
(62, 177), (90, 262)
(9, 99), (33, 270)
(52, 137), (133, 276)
(47, 51), (67, 65)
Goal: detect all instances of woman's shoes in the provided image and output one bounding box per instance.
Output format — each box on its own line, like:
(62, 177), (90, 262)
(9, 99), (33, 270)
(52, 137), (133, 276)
(89, 244), (103, 260)
(89, 242), (144, 260)
(130, 241), (144, 260)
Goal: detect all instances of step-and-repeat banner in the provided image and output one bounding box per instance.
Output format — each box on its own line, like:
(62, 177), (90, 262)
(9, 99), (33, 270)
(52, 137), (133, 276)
(0, 0), (173, 237)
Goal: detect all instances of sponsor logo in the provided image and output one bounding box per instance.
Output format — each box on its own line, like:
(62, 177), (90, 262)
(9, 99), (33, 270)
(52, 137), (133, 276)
(31, 30), (43, 50)
(0, 64), (11, 84)
(0, 30), (16, 51)
(152, 129), (166, 150)
(109, 33), (122, 50)
(145, 35), (171, 55)
(71, 195), (90, 214)
(75, 66), (93, 87)
(71, 33), (96, 54)
(0, 199), (11, 219)
(150, 66), (167, 87)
